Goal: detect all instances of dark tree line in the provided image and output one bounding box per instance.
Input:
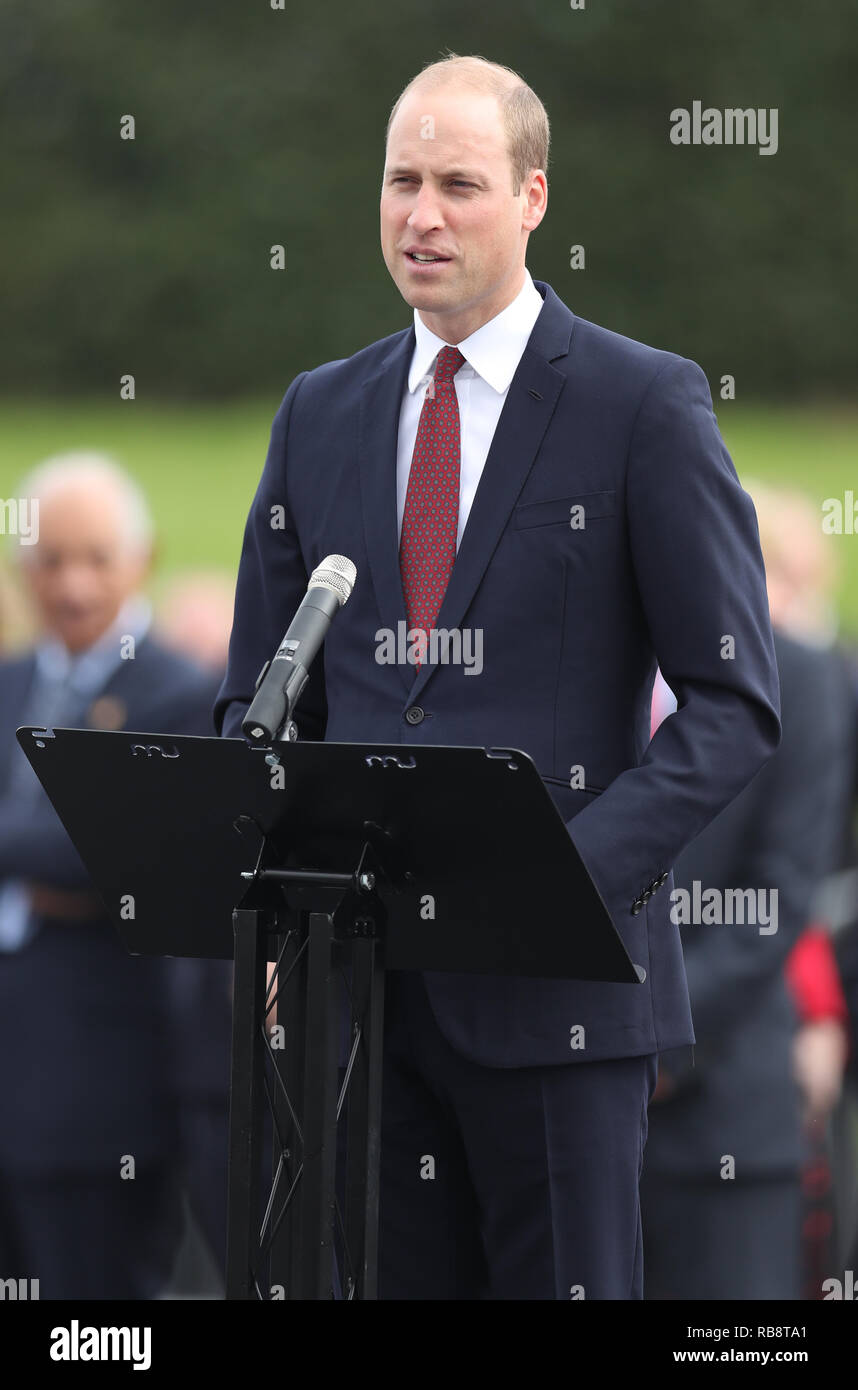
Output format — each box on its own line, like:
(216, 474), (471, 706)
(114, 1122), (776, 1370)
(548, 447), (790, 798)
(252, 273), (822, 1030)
(1, 0), (855, 399)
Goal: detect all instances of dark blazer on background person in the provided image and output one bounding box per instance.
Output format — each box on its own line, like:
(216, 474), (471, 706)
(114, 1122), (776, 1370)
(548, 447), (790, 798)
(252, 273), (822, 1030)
(644, 629), (855, 1178)
(215, 277), (781, 1069)
(0, 636), (218, 1176)
(641, 630), (854, 1299)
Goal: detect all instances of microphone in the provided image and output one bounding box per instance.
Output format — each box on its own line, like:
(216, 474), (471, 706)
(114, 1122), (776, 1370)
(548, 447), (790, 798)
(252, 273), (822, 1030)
(242, 554), (357, 744)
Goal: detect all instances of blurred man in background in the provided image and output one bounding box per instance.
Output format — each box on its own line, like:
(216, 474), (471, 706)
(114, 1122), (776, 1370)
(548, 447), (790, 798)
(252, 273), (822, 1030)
(756, 485), (858, 1287)
(641, 483), (855, 1299)
(0, 452), (218, 1299)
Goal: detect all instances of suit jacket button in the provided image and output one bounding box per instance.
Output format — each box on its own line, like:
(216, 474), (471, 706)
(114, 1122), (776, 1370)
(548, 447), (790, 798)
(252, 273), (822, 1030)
(659, 871), (669, 885)
(642, 889), (652, 903)
(405, 706), (425, 725)
(631, 900), (643, 915)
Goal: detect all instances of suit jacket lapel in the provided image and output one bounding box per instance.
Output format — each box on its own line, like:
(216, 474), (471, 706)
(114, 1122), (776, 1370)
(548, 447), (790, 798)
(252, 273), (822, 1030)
(358, 326), (416, 696)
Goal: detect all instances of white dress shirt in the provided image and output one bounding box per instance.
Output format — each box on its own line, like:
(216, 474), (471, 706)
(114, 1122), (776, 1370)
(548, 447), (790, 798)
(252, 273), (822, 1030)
(396, 268), (545, 550)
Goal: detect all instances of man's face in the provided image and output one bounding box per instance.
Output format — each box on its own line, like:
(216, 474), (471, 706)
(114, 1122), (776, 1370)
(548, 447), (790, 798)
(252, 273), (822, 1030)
(380, 85), (546, 342)
(21, 483), (149, 653)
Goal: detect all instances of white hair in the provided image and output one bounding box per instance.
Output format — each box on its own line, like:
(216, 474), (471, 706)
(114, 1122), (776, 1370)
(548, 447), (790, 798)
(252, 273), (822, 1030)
(14, 450), (154, 561)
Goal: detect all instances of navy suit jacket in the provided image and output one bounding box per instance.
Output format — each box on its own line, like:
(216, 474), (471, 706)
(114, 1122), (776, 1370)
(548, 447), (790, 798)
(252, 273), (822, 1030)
(0, 635), (219, 1171)
(215, 277), (782, 1068)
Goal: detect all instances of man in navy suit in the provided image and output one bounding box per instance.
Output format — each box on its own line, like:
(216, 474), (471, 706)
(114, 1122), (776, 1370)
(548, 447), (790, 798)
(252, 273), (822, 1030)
(0, 452), (219, 1299)
(215, 54), (781, 1299)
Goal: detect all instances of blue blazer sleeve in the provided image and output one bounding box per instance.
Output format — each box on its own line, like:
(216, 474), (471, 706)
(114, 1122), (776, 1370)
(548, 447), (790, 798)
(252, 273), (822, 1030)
(566, 357), (782, 927)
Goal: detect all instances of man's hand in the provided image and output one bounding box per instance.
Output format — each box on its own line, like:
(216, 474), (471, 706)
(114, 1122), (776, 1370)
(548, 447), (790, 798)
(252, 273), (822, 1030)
(792, 1019), (848, 1132)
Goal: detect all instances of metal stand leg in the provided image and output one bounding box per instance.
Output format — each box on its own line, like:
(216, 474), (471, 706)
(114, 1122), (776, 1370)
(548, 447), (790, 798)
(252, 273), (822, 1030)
(226, 907), (268, 1299)
(345, 935), (385, 1299)
(225, 881), (386, 1299)
(298, 912), (339, 1298)
(266, 924), (306, 1298)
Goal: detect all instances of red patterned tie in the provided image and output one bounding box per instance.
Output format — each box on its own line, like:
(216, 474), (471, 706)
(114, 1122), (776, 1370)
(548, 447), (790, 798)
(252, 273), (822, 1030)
(399, 345), (466, 664)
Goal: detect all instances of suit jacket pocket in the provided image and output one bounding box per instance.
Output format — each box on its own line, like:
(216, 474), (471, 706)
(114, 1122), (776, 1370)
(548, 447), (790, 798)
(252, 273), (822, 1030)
(513, 490), (616, 529)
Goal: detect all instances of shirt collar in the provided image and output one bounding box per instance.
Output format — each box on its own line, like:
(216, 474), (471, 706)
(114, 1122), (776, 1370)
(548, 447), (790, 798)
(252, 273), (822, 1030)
(408, 268), (545, 395)
(36, 596), (153, 692)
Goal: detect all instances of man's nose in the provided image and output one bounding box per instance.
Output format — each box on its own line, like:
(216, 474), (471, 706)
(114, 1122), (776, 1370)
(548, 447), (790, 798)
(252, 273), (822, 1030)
(407, 186), (445, 235)
(54, 560), (101, 601)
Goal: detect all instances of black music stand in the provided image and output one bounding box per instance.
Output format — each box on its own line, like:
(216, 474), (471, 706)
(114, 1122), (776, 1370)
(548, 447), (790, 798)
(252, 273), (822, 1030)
(17, 726), (640, 1300)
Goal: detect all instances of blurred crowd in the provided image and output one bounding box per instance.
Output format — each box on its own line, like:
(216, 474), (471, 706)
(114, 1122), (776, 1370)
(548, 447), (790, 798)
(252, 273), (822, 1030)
(0, 452), (856, 1300)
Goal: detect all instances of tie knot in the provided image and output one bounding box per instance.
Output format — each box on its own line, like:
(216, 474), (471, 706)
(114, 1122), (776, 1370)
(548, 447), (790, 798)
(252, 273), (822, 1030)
(433, 345), (465, 384)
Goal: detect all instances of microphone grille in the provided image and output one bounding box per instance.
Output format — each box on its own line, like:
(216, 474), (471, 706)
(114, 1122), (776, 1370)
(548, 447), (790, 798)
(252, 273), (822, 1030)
(308, 554), (357, 606)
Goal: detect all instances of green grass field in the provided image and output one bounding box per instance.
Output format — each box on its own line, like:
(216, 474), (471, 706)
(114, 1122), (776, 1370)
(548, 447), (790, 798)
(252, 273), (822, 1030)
(1, 398), (856, 632)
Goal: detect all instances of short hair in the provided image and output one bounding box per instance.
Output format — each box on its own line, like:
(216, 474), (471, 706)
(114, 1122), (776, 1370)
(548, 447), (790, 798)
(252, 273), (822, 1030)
(15, 450), (154, 561)
(386, 53), (550, 194)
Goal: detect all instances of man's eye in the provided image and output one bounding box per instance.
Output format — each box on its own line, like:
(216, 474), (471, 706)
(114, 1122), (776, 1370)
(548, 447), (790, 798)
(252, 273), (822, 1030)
(388, 177), (474, 188)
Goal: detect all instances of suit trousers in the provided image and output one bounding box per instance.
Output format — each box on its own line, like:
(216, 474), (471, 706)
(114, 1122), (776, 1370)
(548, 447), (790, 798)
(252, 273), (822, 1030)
(377, 970), (658, 1300)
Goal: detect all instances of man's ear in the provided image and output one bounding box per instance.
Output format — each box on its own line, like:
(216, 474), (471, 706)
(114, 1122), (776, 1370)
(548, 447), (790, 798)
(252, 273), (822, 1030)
(522, 169), (548, 232)
(133, 541), (157, 592)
